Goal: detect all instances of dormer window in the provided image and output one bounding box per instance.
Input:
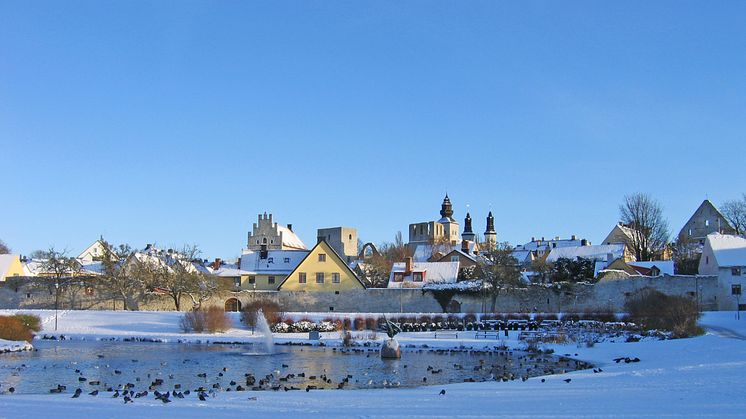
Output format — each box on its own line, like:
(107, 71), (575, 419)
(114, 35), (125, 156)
(268, 257), (274, 263)
(283, 257), (290, 263)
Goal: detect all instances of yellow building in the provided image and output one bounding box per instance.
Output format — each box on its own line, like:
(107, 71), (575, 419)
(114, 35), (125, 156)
(278, 240), (366, 292)
(0, 255), (26, 281)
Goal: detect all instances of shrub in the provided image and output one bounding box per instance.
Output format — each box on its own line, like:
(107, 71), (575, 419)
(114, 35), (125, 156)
(365, 317), (378, 331)
(625, 289), (703, 338)
(204, 306), (231, 333)
(0, 316), (34, 342)
(463, 313), (477, 323)
(583, 309), (616, 323)
(13, 314), (41, 332)
(180, 310), (206, 333)
(240, 300), (283, 328)
(354, 316), (366, 331)
(342, 318), (352, 330)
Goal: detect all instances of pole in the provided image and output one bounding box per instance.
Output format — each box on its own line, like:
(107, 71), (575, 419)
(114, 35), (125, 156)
(54, 279), (59, 331)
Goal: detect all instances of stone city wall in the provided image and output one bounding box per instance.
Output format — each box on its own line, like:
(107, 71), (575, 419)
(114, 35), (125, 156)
(0, 274), (720, 313)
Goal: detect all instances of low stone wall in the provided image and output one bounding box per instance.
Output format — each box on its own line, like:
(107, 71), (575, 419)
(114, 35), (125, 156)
(0, 274), (720, 313)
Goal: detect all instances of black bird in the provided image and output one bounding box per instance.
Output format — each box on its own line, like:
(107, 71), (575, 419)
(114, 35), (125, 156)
(72, 388), (82, 398)
(563, 379), (572, 383)
(439, 389), (446, 395)
(112, 390), (120, 398)
(8, 387), (15, 394)
(198, 393), (207, 401)
(123, 395), (133, 404)
(89, 390), (99, 396)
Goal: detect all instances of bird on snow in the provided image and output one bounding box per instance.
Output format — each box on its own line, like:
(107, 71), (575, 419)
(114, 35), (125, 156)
(439, 389), (446, 395)
(563, 379), (572, 383)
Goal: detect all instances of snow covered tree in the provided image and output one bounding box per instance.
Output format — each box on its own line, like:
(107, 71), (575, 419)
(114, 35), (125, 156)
(619, 193), (670, 261)
(97, 242), (149, 310)
(0, 239), (10, 254)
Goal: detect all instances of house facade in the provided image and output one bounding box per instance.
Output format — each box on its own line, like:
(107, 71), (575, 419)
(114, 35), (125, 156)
(278, 240), (366, 292)
(698, 233), (746, 310)
(238, 249), (309, 290)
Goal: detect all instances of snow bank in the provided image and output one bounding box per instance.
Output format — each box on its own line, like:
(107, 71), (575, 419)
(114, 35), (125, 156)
(0, 338), (33, 353)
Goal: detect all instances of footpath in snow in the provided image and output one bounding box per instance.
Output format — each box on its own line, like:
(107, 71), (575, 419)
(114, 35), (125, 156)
(0, 310), (745, 418)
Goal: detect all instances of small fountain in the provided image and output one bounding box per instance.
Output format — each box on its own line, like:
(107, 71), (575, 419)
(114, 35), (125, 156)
(380, 315), (401, 359)
(255, 308), (274, 354)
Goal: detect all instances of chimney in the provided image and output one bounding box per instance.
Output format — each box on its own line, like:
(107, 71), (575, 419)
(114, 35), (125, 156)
(287, 224), (293, 232)
(531, 237), (535, 242)
(541, 237), (545, 241)
(212, 258), (222, 270)
(571, 234), (577, 241)
(555, 236), (560, 241)
(581, 239), (588, 246)
(405, 257), (413, 274)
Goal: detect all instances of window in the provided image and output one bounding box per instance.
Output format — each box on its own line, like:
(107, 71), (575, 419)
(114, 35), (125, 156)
(298, 272), (307, 283)
(705, 220), (710, 227)
(332, 273), (340, 283)
(263, 238), (267, 244)
(413, 272), (424, 282)
(732, 284), (742, 296)
(268, 276), (275, 284)
(451, 255), (459, 262)
(706, 256), (709, 265)
(248, 276), (256, 284)
(393, 273), (404, 282)
(316, 272), (325, 283)
(318, 254), (326, 262)
(268, 257), (274, 263)
(284, 257), (290, 263)
(234, 278), (241, 287)
(732, 267), (742, 276)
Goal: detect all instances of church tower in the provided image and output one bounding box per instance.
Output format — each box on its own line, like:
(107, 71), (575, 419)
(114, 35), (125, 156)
(484, 211), (497, 251)
(462, 212), (475, 242)
(437, 194), (460, 245)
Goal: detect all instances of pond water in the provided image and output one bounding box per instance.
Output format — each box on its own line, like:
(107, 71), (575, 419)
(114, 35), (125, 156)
(0, 341), (585, 395)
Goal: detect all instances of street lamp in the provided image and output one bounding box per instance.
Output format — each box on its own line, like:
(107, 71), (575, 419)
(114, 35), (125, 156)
(54, 279), (60, 331)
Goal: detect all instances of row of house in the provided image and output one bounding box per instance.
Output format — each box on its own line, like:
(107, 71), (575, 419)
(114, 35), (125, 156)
(2, 198), (743, 310)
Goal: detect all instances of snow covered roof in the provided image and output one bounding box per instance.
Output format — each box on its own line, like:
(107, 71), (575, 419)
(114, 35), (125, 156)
(511, 249), (533, 264)
(546, 244), (626, 263)
(516, 238), (584, 251)
(277, 225), (307, 250)
(239, 249), (309, 274)
(706, 233), (746, 267)
(387, 261), (459, 288)
(413, 245), (433, 263)
(628, 261), (674, 276)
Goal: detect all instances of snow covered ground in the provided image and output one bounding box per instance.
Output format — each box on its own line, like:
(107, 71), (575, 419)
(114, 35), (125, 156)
(0, 310), (745, 417)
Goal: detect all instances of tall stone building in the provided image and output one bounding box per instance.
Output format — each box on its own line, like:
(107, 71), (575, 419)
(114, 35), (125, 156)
(247, 213), (307, 251)
(678, 199), (735, 244)
(317, 227), (358, 264)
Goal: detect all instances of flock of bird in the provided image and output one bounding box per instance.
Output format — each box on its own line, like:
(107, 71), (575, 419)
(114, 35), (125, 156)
(0, 345), (611, 403)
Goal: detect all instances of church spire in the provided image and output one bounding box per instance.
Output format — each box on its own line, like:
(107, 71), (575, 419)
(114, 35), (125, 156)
(484, 211), (497, 251)
(485, 211), (495, 234)
(462, 212), (475, 242)
(439, 194), (454, 221)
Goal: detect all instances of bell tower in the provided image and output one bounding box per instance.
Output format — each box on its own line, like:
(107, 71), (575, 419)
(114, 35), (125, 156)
(484, 211), (497, 251)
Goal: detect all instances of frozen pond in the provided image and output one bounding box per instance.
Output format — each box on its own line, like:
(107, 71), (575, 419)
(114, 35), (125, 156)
(0, 340), (586, 395)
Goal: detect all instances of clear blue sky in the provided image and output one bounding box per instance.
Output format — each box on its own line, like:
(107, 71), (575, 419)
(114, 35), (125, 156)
(2, 1), (745, 260)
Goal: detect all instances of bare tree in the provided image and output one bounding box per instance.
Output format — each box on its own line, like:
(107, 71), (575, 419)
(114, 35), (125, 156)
(140, 245), (226, 311)
(721, 195), (746, 235)
(479, 242), (522, 312)
(29, 247), (83, 312)
(0, 239), (10, 254)
(97, 242), (149, 310)
(619, 193), (670, 261)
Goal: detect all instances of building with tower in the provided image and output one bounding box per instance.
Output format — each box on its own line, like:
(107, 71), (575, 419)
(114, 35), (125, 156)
(408, 195), (461, 252)
(462, 212), (476, 243)
(483, 211), (497, 251)
(316, 227), (359, 264)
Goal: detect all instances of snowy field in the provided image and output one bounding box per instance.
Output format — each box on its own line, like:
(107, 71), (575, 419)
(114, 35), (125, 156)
(0, 310), (745, 418)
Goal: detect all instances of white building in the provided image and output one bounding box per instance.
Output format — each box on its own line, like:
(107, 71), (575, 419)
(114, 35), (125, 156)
(699, 233), (746, 310)
(387, 257), (459, 289)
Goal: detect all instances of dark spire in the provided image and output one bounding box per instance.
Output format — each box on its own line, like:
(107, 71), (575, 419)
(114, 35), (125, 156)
(464, 212), (473, 233)
(485, 211), (496, 234)
(440, 194), (454, 220)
